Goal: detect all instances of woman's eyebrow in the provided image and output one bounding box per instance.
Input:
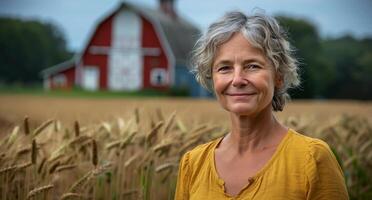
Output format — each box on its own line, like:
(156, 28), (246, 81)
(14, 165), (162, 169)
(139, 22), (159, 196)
(242, 58), (266, 65)
(214, 60), (232, 66)
(214, 57), (266, 66)
(213, 60), (232, 68)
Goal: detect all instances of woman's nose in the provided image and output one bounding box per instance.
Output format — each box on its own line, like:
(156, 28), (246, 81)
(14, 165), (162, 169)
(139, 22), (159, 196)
(231, 68), (248, 87)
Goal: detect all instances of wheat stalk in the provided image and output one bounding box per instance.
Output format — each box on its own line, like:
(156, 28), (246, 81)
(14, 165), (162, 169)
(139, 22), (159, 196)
(37, 157), (46, 174)
(31, 139), (37, 164)
(91, 139), (98, 167)
(49, 161), (61, 174)
(124, 153), (140, 168)
(56, 164), (77, 173)
(63, 154), (75, 165)
(105, 140), (121, 150)
(359, 140), (372, 154)
(26, 184), (53, 199)
(54, 119), (61, 132)
(16, 161), (33, 171)
(120, 130), (137, 149)
(32, 119), (54, 137)
(68, 163), (111, 193)
(68, 170), (93, 193)
(100, 122), (112, 134)
(152, 139), (173, 156)
(179, 137), (201, 154)
(48, 153), (65, 163)
(16, 146), (31, 157)
(146, 121), (164, 145)
(0, 165), (17, 175)
(155, 163), (174, 173)
(69, 135), (91, 147)
(176, 119), (187, 133)
(116, 117), (125, 133)
(162, 111), (176, 135)
(134, 108), (140, 124)
(60, 192), (85, 200)
(24, 116), (30, 135)
(6, 126), (20, 147)
(74, 121), (80, 137)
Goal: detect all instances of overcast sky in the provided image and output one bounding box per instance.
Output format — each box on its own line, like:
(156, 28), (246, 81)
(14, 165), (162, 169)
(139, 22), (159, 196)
(1, 0), (371, 51)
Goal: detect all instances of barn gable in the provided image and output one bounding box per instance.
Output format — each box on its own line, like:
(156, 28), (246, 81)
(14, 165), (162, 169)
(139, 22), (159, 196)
(78, 13), (114, 90)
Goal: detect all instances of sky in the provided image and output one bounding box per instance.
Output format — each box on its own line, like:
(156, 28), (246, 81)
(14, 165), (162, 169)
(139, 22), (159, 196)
(0, 0), (371, 51)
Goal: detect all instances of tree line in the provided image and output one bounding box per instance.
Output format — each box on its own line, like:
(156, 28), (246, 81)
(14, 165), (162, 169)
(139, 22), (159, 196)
(277, 16), (372, 100)
(0, 16), (371, 99)
(0, 17), (72, 85)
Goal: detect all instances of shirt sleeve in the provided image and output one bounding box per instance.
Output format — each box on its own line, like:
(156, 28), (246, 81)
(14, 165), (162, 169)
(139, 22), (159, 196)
(305, 139), (349, 200)
(174, 152), (191, 200)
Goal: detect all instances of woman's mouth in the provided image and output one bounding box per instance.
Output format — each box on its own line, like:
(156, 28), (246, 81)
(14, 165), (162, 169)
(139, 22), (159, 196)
(225, 92), (256, 96)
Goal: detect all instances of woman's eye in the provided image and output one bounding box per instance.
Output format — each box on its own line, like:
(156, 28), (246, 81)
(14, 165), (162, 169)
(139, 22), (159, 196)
(246, 64), (260, 69)
(218, 66), (231, 72)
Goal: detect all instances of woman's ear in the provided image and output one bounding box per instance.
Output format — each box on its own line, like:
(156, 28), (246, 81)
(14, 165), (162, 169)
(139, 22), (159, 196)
(275, 74), (284, 89)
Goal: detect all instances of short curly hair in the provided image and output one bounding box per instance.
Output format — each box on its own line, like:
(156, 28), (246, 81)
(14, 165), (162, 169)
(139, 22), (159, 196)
(190, 11), (300, 111)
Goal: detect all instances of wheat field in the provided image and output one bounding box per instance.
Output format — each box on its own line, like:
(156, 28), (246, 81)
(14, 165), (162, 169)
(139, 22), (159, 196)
(0, 94), (371, 199)
(1, 94), (371, 132)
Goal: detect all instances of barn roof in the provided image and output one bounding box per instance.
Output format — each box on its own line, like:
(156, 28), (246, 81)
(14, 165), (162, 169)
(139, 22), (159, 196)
(42, 1), (200, 77)
(122, 1), (200, 67)
(40, 59), (75, 77)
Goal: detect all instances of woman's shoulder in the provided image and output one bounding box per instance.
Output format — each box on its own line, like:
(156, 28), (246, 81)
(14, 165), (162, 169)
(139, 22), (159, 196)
(287, 131), (348, 198)
(288, 129), (334, 155)
(182, 137), (221, 167)
(286, 129), (340, 169)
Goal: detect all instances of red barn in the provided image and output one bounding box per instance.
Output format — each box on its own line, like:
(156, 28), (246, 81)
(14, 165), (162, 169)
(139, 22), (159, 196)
(41, 0), (208, 96)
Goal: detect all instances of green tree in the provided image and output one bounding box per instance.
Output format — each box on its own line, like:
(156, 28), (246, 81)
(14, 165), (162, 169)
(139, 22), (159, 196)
(276, 16), (333, 99)
(322, 36), (372, 99)
(0, 17), (72, 85)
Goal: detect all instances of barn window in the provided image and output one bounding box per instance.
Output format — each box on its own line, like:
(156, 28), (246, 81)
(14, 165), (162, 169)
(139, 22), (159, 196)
(52, 74), (67, 87)
(151, 68), (168, 86)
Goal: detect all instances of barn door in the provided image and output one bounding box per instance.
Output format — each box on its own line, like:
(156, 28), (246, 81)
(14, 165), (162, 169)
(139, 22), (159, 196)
(82, 66), (99, 91)
(109, 9), (143, 91)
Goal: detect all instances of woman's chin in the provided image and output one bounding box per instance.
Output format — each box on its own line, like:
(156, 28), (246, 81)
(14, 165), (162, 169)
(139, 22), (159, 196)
(225, 104), (257, 116)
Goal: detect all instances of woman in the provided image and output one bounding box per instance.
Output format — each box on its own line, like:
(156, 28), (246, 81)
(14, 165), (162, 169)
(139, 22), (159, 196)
(174, 11), (348, 200)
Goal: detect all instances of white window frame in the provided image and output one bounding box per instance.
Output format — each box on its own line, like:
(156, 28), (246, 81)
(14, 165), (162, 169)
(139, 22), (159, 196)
(150, 68), (168, 86)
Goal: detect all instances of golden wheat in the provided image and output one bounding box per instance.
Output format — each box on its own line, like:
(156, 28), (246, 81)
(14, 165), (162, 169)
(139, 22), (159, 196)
(92, 139), (98, 167)
(31, 139), (37, 164)
(1, 110), (370, 199)
(24, 116), (30, 135)
(32, 119), (54, 137)
(60, 192), (85, 200)
(26, 184), (54, 199)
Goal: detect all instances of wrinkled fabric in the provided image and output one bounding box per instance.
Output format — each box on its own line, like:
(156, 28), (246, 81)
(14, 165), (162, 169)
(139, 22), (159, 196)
(174, 129), (349, 200)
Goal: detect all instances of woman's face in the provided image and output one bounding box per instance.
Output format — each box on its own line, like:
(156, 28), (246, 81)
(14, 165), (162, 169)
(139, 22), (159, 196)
(212, 32), (279, 116)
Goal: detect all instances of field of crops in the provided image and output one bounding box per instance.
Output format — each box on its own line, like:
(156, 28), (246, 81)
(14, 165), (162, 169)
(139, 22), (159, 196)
(0, 94), (371, 199)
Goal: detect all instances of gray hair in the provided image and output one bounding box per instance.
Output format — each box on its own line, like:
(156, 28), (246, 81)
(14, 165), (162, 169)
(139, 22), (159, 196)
(191, 11), (300, 111)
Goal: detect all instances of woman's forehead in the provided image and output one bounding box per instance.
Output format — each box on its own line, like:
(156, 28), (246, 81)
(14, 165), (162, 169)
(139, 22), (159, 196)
(213, 33), (268, 64)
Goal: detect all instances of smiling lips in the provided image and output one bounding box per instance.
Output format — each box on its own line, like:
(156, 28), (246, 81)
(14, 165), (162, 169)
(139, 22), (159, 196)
(225, 92), (256, 96)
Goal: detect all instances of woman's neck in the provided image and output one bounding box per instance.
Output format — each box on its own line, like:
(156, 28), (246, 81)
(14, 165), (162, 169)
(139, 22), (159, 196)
(225, 106), (287, 155)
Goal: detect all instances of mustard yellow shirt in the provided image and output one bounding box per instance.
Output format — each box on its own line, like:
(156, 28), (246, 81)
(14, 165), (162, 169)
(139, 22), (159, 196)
(174, 129), (348, 200)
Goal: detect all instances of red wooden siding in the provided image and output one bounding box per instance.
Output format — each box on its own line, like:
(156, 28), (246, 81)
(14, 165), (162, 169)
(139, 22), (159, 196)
(81, 14), (114, 90)
(50, 67), (75, 89)
(141, 15), (169, 90)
